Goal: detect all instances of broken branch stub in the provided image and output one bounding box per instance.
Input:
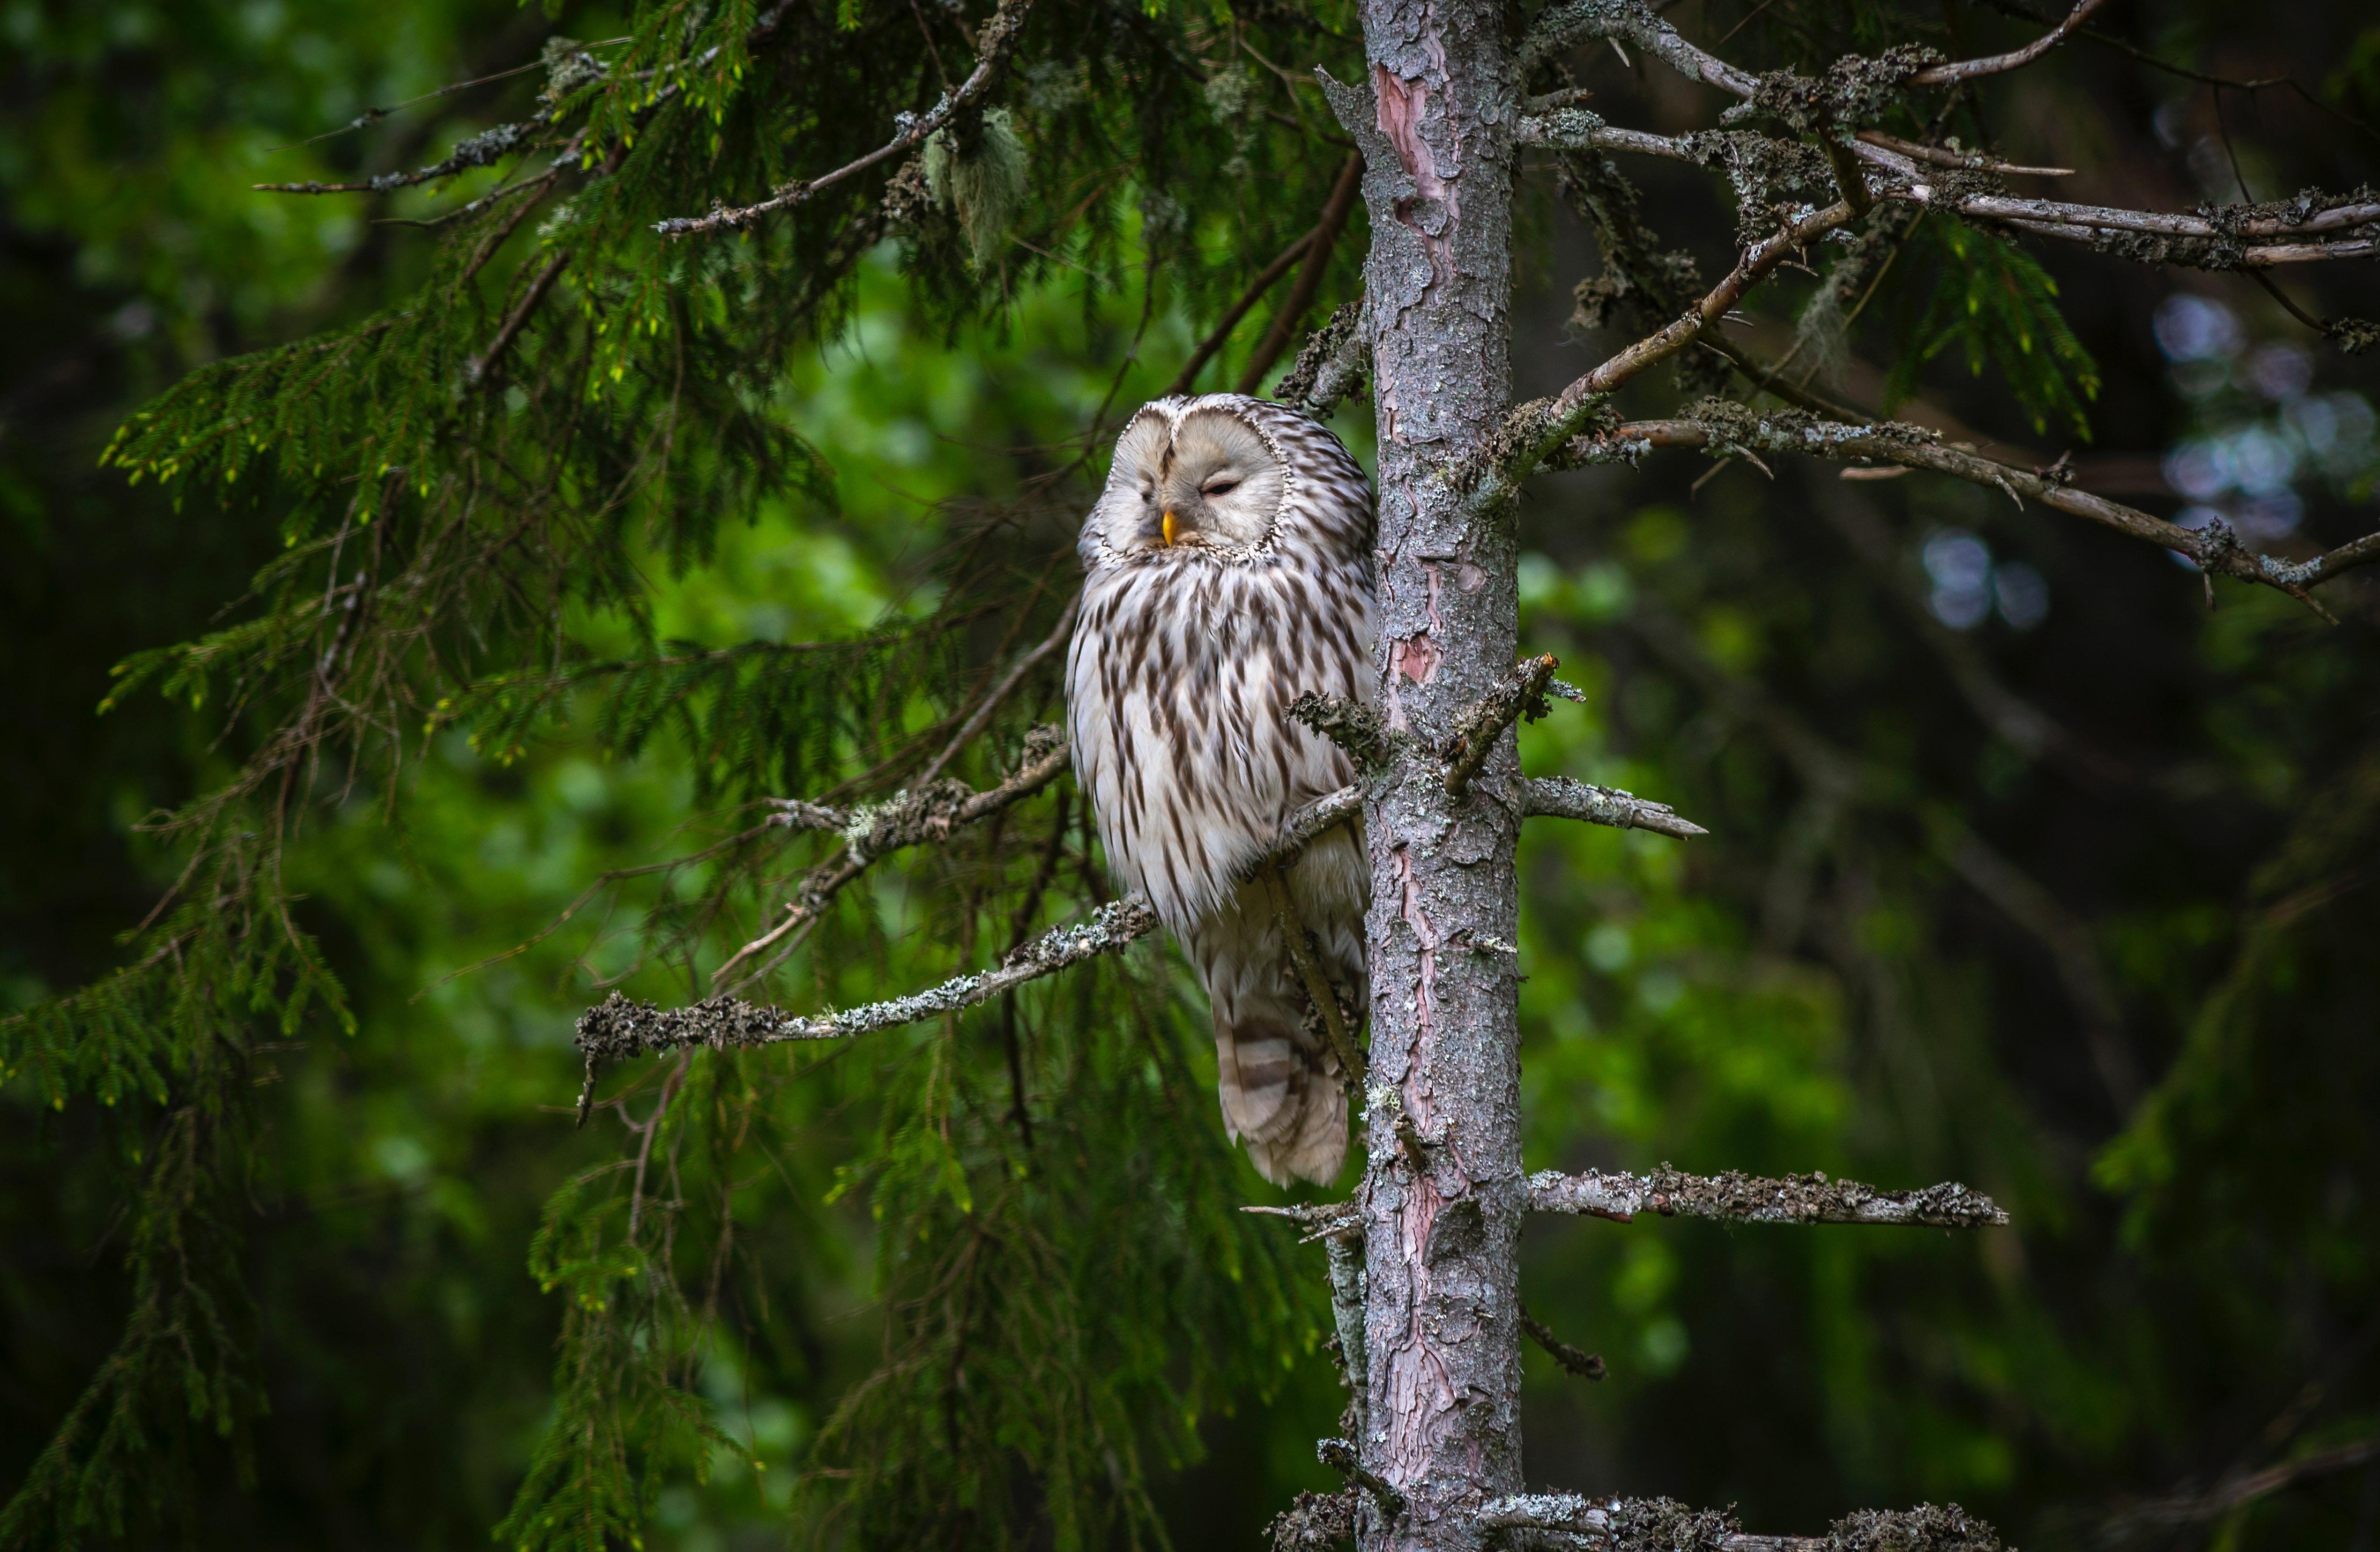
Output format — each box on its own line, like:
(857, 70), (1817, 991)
(1524, 776), (1709, 838)
(1444, 654), (1558, 798)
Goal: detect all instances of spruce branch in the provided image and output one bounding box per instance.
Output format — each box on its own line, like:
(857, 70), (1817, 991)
(1530, 1167), (2008, 1227)
(653, 0), (1032, 237)
(1317, 1437), (1406, 1520)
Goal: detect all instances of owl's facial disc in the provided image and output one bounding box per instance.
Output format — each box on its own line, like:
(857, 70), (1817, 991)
(1143, 408), (1285, 553)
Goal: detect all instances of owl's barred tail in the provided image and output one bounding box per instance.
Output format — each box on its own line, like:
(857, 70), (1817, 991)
(1214, 1009), (1348, 1186)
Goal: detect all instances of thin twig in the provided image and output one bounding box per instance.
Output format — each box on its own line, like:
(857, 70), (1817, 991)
(467, 250), (570, 385)
(1257, 864), (1366, 1084)
(1236, 152), (1366, 396)
(1519, 1304), (1606, 1380)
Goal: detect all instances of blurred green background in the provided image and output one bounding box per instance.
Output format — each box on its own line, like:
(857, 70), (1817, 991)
(5, 1), (2380, 1547)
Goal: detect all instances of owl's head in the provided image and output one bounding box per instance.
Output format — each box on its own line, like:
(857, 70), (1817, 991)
(1083, 395), (1296, 566)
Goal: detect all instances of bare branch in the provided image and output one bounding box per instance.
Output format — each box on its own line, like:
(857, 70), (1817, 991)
(1853, 130), (2070, 177)
(1524, 776), (1708, 838)
(1551, 410), (2380, 603)
(1444, 654), (1557, 797)
(1166, 231), (1315, 398)
(587, 773), (1370, 1110)
(917, 595), (1078, 785)
(1476, 201), (1856, 506)
(1317, 1438), (1405, 1520)
(2108, 1436), (2380, 1530)
(577, 893), (1160, 1097)
(1528, 1166), (2009, 1227)
(1908, 0), (2111, 85)
(1270, 783), (1365, 862)
(467, 249), (570, 385)
(1236, 153), (1366, 396)
(653, 0), (1030, 237)
(1520, 1304), (1607, 1380)
(1476, 1496), (2002, 1552)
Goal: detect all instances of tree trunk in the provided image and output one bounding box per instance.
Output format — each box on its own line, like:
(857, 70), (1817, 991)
(1329, 5), (1523, 1547)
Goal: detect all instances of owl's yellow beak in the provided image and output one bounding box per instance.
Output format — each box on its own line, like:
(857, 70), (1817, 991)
(1160, 510), (1179, 546)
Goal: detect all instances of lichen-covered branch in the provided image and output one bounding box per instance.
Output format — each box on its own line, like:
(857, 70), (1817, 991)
(768, 727), (1070, 863)
(1516, 113), (2380, 270)
(1523, 776), (1707, 838)
(585, 773), (1374, 1112)
(653, 0), (1031, 237)
(1551, 408), (2380, 605)
(575, 893), (1159, 1112)
(1474, 1496), (2003, 1552)
(1443, 655), (1557, 798)
(1475, 200), (1856, 507)
(1273, 296), (1371, 420)
(1528, 1167), (2008, 1227)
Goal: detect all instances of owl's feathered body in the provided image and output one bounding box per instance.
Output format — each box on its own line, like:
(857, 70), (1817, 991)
(1066, 394), (1376, 1185)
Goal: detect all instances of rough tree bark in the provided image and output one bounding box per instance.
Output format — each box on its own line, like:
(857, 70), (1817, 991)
(1324, 7), (1525, 1547)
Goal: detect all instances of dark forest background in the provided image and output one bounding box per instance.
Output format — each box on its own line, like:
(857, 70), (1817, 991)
(4, 1), (2378, 1547)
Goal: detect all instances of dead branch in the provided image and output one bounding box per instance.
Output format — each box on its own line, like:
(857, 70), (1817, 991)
(586, 776), (1373, 1108)
(1528, 1166), (2009, 1227)
(577, 893), (1160, 1097)
(2107, 1436), (2380, 1531)
(1523, 776), (1708, 838)
(1478, 201), (1857, 506)
(1237, 153), (1367, 396)
(1520, 1304), (1606, 1380)
(1475, 1496), (2002, 1552)
(1445, 654), (1558, 797)
(1549, 411), (2380, 604)
(1909, 0), (2110, 84)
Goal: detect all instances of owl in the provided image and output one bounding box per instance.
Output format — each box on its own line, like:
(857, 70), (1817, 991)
(1066, 394), (1377, 1185)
